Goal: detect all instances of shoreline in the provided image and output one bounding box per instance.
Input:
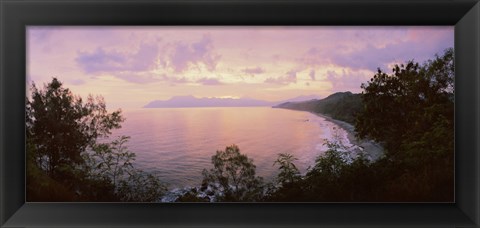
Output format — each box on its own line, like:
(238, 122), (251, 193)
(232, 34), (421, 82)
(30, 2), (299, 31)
(311, 112), (384, 161)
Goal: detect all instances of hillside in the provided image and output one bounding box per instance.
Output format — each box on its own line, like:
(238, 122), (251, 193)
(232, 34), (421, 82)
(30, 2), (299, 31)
(273, 92), (362, 125)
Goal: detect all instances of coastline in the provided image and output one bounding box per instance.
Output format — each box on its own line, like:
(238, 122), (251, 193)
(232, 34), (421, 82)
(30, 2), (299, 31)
(311, 112), (384, 161)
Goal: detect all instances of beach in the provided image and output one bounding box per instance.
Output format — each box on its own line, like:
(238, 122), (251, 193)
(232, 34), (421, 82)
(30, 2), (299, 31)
(313, 112), (384, 161)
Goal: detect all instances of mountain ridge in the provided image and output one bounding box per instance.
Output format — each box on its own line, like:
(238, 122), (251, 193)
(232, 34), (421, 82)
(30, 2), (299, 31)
(273, 91), (362, 124)
(143, 94), (321, 108)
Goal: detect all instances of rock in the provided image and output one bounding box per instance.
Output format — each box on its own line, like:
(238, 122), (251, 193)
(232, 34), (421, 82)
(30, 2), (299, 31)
(200, 184), (208, 191)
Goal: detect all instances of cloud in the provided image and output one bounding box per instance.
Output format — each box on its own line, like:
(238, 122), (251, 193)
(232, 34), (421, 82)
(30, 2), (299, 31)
(326, 69), (371, 92)
(297, 29), (454, 71)
(196, 77), (223, 86)
(76, 43), (159, 74)
(159, 75), (189, 86)
(169, 35), (221, 72)
(29, 27), (56, 42)
(70, 79), (86, 85)
(297, 48), (330, 66)
(242, 67), (265, 76)
(114, 73), (160, 84)
(328, 43), (412, 71)
(122, 74), (189, 85)
(286, 70), (297, 80)
(309, 70), (316, 81)
(264, 70), (298, 85)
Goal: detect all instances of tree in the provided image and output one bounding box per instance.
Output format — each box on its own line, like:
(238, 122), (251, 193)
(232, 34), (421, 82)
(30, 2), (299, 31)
(86, 136), (136, 187)
(27, 78), (124, 180)
(83, 135), (167, 202)
(308, 136), (348, 181)
(353, 48), (454, 201)
(26, 78), (166, 202)
(266, 49), (454, 202)
(355, 48), (454, 159)
(202, 145), (264, 202)
(262, 153), (303, 202)
(273, 153), (300, 185)
(116, 169), (166, 202)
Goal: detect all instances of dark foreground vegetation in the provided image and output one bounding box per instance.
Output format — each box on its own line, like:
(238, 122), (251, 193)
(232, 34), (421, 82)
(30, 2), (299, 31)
(27, 48), (453, 202)
(26, 79), (166, 201)
(267, 48), (453, 201)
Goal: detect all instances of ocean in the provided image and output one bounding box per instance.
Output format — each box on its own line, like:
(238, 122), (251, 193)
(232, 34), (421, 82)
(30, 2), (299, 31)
(109, 107), (351, 189)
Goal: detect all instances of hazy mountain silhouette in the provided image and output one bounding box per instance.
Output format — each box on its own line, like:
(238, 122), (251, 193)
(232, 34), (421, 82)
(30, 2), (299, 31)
(280, 94), (321, 103)
(144, 94), (321, 108)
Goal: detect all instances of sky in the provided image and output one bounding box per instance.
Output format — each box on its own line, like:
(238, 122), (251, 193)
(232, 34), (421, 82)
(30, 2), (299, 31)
(27, 26), (454, 109)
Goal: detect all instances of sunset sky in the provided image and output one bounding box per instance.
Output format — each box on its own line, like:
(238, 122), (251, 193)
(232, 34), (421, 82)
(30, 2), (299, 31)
(27, 26), (454, 109)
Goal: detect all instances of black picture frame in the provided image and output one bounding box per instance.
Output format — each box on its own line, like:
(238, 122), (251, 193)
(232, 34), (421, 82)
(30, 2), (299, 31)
(1, 0), (479, 227)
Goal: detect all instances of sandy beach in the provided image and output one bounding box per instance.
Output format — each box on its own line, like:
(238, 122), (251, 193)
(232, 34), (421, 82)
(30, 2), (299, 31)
(313, 112), (384, 161)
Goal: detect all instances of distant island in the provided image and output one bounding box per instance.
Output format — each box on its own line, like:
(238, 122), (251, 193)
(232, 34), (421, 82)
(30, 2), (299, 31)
(143, 94), (321, 108)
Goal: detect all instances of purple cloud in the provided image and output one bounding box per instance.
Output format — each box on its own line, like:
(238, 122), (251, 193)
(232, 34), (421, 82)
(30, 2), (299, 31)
(114, 73), (190, 85)
(70, 79), (86, 85)
(170, 35), (221, 72)
(243, 67), (265, 76)
(297, 48), (330, 66)
(76, 43), (159, 74)
(309, 69), (316, 81)
(286, 70), (297, 79)
(310, 42), (452, 71)
(264, 70), (298, 85)
(328, 43), (414, 71)
(114, 73), (160, 84)
(159, 75), (189, 86)
(326, 70), (370, 92)
(196, 77), (223, 86)
(299, 30), (453, 71)
(29, 27), (56, 42)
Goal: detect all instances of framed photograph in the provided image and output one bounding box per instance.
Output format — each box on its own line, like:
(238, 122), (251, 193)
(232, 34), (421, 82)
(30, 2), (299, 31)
(1, 0), (479, 227)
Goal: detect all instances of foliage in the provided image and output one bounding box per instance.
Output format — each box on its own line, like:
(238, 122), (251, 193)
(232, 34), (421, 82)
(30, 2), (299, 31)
(353, 48), (454, 201)
(302, 134), (373, 201)
(26, 78), (165, 202)
(26, 78), (124, 180)
(83, 135), (167, 202)
(116, 169), (167, 202)
(309, 139), (348, 179)
(355, 48), (454, 157)
(273, 153), (301, 185)
(266, 136), (374, 202)
(202, 145), (264, 202)
(266, 48), (454, 202)
(26, 143), (78, 201)
(85, 136), (136, 187)
(314, 92), (363, 124)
